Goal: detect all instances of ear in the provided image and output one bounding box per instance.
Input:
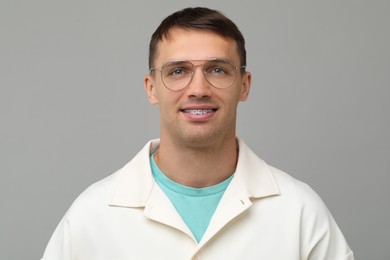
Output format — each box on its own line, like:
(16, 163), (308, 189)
(239, 71), (252, 101)
(144, 74), (159, 105)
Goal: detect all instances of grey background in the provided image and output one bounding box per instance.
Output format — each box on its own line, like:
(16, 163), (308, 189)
(1, 0), (389, 259)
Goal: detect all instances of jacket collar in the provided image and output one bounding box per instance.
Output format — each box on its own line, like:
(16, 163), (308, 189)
(109, 139), (280, 208)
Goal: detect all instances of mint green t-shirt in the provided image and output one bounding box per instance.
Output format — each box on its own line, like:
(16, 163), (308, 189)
(150, 154), (233, 243)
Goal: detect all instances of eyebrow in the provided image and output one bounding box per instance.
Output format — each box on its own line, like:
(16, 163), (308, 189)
(163, 58), (234, 65)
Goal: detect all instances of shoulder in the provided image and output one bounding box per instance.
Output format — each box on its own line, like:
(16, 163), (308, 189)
(270, 166), (318, 199)
(63, 170), (121, 221)
(65, 139), (158, 217)
(236, 139), (327, 211)
(269, 165), (329, 213)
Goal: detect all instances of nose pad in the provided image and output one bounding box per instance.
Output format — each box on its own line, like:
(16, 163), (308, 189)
(185, 65), (212, 97)
(190, 64), (211, 87)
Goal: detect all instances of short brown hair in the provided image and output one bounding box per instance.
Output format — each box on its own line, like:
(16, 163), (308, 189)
(148, 7), (246, 69)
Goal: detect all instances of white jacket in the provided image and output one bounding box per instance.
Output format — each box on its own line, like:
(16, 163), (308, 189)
(42, 139), (354, 260)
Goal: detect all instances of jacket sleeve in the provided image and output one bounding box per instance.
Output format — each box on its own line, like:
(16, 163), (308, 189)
(41, 214), (73, 260)
(300, 185), (354, 260)
(305, 213), (355, 260)
(306, 221), (355, 260)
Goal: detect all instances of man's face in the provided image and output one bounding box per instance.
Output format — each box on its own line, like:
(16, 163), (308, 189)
(144, 28), (251, 148)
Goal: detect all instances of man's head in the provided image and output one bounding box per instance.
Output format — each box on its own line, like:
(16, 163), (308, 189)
(148, 7), (246, 69)
(144, 7), (251, 148)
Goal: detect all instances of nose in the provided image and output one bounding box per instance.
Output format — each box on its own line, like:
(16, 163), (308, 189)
(186, 65), (212, 98)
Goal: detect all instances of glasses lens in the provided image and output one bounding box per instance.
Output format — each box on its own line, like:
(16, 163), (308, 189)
(160, 60), (237, 91)
(161, 61), (193, 91)
(203, 60), (236, 89)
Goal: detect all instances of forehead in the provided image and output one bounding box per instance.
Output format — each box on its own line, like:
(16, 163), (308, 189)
(155, 28), (239, 65)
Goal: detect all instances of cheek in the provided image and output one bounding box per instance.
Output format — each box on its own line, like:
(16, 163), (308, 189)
(220, 96), (241, 118)
(226, 90), (243, 107)
(157, 92), (181, 113)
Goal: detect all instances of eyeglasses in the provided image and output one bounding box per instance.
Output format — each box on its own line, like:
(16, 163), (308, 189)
(150, 59), (245, 91)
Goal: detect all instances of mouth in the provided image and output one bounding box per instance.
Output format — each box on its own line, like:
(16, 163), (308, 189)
(180, 107), (218, 121)
(181, 109), (217, 115)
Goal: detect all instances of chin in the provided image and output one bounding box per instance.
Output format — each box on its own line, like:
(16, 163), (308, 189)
(179, 130), (224, 149)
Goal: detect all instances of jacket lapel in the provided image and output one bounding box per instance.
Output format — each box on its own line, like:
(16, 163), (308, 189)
(109, 139), (195, 240)
(143, 183), (195, 240)
(194, 139), (281, 251)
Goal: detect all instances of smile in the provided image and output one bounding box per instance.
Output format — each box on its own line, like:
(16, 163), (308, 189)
(183, 109), (216, 115)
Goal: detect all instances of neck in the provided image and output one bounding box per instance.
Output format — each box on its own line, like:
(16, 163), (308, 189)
(155, 136), (238, 188)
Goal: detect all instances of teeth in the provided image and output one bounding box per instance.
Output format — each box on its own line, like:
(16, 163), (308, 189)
(184, 109), (214, 115)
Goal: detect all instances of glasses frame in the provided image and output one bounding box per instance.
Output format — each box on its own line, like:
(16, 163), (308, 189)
(150, 59), (246, 91)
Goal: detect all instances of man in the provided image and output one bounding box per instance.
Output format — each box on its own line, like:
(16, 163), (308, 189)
(42, 7), (354, 260)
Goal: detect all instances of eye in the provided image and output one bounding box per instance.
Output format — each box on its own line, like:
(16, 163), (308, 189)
(163, 62), (193, 78)
(170, 68), (187, 76)
(208, 67), (226, 74)
(204, 60), (234, 76)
